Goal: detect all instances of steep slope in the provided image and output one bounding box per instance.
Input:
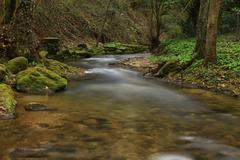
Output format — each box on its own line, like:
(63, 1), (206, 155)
(33, 0), (148, 45)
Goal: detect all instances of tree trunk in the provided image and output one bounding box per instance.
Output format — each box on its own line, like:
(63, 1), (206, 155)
(194, 0), (209, 58)
(150, 0), (161, 53)
(2, 0), (17, 24)
(204, 0), (221, 65)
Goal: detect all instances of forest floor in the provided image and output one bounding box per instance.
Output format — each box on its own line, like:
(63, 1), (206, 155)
(116, 38), (240, 97)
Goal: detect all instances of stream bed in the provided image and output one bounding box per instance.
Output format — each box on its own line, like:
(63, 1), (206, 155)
(0, 54), (240, 160)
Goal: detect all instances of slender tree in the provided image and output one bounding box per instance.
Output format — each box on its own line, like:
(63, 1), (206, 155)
(204, 0), (221, 65)
(96, 0), (112, 46)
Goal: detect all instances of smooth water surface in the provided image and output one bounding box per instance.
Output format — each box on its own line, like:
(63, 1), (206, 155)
(0, 54), (240, 160)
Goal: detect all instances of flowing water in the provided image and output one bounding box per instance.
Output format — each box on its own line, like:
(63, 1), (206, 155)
(0, 54), (240, 160)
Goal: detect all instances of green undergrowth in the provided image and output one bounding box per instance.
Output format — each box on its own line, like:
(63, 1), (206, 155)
(150, 38), (240, 73)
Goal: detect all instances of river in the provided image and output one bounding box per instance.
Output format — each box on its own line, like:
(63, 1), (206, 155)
(0, 54), (240, 160)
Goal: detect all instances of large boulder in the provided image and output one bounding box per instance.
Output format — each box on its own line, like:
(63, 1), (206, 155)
(0, 84), (17, 119)
(6, 57), (28, 74)
(16, 67), (67, 94)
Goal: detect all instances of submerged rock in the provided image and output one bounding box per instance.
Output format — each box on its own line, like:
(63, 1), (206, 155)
(6, 56), (28, 74)
(24, 102), (56, 112)
(10, 147), (48, 158)
(0, 84), (17, 119)
(16, 67), (67, 94)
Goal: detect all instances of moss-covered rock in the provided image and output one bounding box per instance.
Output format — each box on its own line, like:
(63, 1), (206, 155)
(16, 67), (67, 94)
(6, 57), (28, 74)
(44, 59), (85, 80)
(53, 42), (147, 59)
(0, 84), (16, 119)
(0, 64), (7, 81)
(103, 42), (147, 55)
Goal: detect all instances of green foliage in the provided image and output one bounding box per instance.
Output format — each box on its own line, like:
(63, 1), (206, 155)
(16, 67), (67, 94)
(6, 56), (28, 74)
(149, 39), (195, 64)
(217, 40), (240, 72)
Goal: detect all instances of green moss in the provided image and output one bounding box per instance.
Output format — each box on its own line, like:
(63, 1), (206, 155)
(6, 57), (28, 74)
(0, 84), (16, 115)
(16, 67), (68, 94)
(103, 42), (147, 55)
(43, 59), (85, 79)
(88, 45), (105, 55)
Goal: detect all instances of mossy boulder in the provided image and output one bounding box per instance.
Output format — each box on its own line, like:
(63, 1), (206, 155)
(6, 57), (28, 74)
(0, 64), (7, 81)
(44, 59), (85, 80)
(0, 84), (16, 119)
(16, 67), (68, 94)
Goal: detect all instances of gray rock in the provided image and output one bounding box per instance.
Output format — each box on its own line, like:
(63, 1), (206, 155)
(24, 102), (56, 112)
